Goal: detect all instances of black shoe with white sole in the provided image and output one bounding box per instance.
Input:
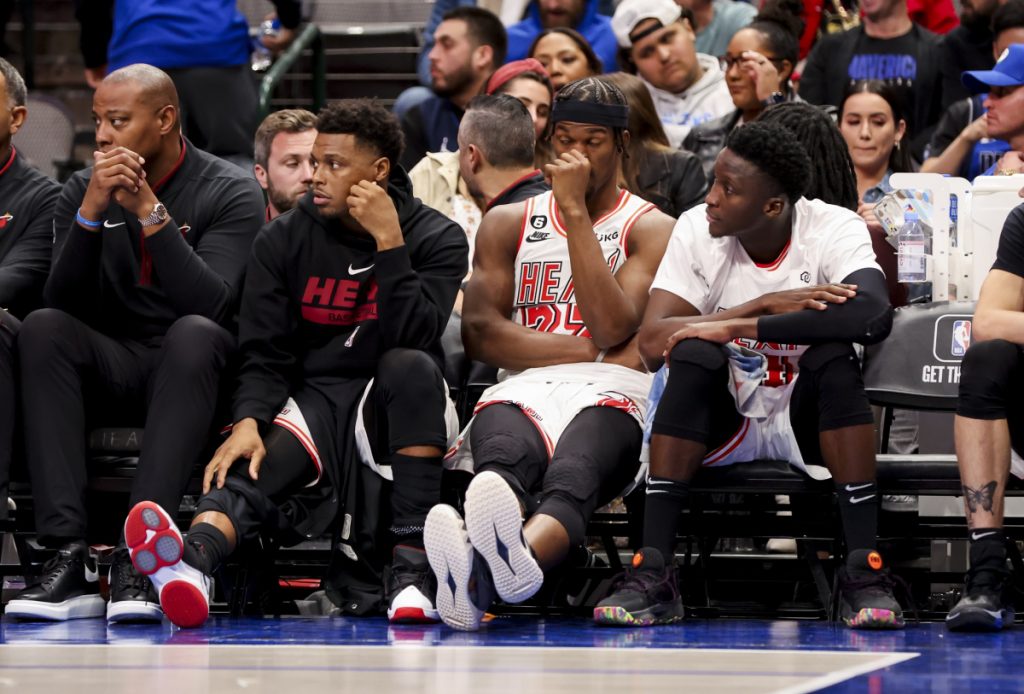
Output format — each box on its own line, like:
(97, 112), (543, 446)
(6, 541), (106, 621)
(107, 546), (163, 623)
(947, 562), (1015, 632)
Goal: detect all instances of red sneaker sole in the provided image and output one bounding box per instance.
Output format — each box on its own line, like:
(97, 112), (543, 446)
(125, 501), (183, 577)
(389, 607), (439, 624)
(161, 580), (209, 628)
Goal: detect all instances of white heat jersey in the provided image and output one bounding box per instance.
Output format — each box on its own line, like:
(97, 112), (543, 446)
(651, 197), (881, 389)
(512, 189), (656, 338)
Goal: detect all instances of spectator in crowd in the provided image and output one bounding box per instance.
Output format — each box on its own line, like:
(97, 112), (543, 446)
(922, 0), (1024, 180)
(121, 100), (468, 629)
(938, 0), (1000, 110)
(410, 60), (553, 262)
(798, 0), (958, 62)
(676, 0), (757, 57)
(798, 0), (943, 160)
(611, 0), (733, 147)
(253, 109), (317, 221)
(683, 0), (803, 180)
(945, 203), (1024, 632)
(839, 81), (912, 230)
(507, 0), (619, 72)
(74, 0), (302, 164)
(401, 7), (507, 171)
(600, 72), (707, 217)
(596, 121), (899, 629)
(4, 65), (265, 624)
(0, 58), (61, 525)
(959, 43), (1024, 176)
(529, 27), (604, 90)
(425, 77), (673, 631)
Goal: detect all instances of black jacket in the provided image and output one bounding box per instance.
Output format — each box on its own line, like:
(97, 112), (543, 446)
(232, 167), (469, 428)
(636, 148), (707, 218)
(0, 147), (60, 318)
(682, 109), (743, 183)
(798, 24), (943, 159)
(48, 138), (265, 339)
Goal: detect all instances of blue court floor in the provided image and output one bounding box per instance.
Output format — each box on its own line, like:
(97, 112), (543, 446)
(0, 614), (1015, 693)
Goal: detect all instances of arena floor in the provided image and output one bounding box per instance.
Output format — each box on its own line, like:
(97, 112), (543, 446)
(0, 614), (1014, 692)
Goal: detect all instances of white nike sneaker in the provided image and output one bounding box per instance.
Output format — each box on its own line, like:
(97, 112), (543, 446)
(124, 501), (212, 628)
(463, 471), (544, 604)
(424, 504), (495, 631)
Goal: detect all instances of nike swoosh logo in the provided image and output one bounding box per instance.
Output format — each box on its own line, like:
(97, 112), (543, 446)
(971, 531), (998, 541)
(348, 263), (374, 275)
(103, 220), (126, 228)
(844, 483), (873, 492)
(84, 562), (99, 583)
(848, 494), (877, 504)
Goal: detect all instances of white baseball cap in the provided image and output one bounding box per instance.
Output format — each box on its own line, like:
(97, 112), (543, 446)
(611, 0), (683, 49)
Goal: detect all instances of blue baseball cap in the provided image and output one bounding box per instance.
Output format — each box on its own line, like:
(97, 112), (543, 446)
(963, 44), (1024, 93)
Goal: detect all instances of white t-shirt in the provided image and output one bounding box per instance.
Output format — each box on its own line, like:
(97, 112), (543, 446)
(651, 197), (881, 386)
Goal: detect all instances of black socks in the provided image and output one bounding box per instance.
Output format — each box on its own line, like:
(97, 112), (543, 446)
(836, 480), (878, 552)
(184, 523), (231, 576)
(643, 476), (690, 561)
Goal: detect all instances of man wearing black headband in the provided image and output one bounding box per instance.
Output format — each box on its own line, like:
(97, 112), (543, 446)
(424, 77), (674, 631)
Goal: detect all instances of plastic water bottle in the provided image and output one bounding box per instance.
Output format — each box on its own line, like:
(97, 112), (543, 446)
(897, 210), (927, 283)
(250, 18), (281, 72)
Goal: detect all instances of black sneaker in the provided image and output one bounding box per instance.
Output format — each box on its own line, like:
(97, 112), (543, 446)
(837, 549), (906, 629)
(106, 546), (162, 623)
(946, 561), (1015, 632)
(593, 547), (684, 627)
(5, 541), (106, 620)
(387, 544), (440, 624)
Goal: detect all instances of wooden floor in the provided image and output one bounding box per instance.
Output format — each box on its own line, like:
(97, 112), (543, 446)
(0, 642), (916, 694)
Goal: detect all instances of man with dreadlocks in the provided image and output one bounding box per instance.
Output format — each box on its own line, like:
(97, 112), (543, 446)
(423, 76), (674, 631)
(595, 121), (901, 630)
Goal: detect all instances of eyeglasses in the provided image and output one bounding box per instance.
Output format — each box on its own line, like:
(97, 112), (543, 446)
(719, 54), (785, 71)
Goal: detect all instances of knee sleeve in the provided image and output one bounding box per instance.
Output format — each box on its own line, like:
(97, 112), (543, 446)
(537, 454), (602, 546)
(373, 348), (448, 451)
(470, 405), (547, 511)
(653, 339), (732, 442)
(957, 340), (1023, 420)
(797, 342), (873, 431)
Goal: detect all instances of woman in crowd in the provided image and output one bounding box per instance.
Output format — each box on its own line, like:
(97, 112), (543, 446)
(839, 79), (914, 238)
(682, 0), (803, 180)
(600, 72), (706, 218)
(528, 28), (603, 92)
(487, 58), (554, 168)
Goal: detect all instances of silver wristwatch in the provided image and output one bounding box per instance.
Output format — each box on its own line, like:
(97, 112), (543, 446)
(138, 202), (169, 227)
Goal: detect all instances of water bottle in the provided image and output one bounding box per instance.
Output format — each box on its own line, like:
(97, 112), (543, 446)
(250, 18), (281, 72)
(897, 210), (927, 283)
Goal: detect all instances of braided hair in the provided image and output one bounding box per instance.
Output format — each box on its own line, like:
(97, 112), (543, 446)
(758, 102), (858, 211)
(550, 76), (630, 154)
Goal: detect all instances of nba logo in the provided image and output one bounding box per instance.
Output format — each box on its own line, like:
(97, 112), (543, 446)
(951, 320), (972, 357)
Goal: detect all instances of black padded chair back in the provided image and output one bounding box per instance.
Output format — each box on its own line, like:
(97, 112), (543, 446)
(863, 300), (975, 411)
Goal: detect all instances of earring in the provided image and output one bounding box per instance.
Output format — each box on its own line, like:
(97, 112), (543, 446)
(895, 140), (901, 150)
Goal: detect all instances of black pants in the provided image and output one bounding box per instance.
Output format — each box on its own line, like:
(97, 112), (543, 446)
(166, 65), (259, 163)
(652, 340), (875, 468)
(0, 311), (18, 521)
(197, 348), (450, 545)
(18, 309), (235, 545)
(957, 339), (1024, 458)
(468, 403), (642, 547)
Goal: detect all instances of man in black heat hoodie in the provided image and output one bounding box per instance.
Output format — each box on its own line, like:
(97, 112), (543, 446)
(122, 100), (469, 630)
(6, 64), (265, 625)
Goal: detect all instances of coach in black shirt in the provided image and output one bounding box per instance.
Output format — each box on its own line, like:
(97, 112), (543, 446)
(0, 58), (61, 526)
(5, 64), (265, 624)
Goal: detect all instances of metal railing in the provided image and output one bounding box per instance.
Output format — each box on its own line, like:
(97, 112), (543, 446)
(258, 23), (327, 120)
